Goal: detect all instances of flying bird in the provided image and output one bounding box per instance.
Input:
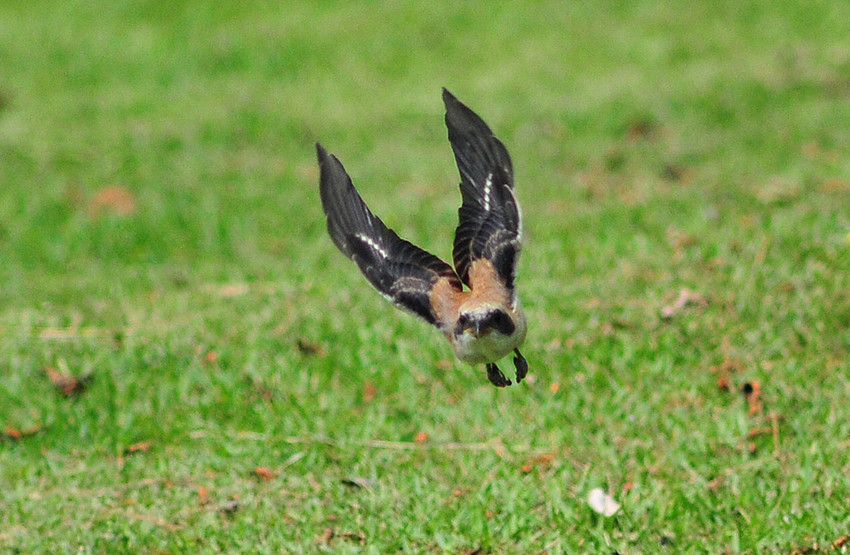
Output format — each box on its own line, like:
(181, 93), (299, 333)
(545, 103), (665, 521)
(316, 88), (527, 387)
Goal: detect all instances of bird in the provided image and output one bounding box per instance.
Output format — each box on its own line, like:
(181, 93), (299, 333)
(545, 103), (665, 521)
(316, 88), (527, 387)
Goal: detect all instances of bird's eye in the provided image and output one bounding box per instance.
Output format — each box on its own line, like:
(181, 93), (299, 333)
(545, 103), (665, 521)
(490, 310), (516, 335)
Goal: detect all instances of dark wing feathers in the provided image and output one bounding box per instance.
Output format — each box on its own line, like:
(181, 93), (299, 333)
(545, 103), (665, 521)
(442, 88), (522, 292)
(316, 143), (462, 327)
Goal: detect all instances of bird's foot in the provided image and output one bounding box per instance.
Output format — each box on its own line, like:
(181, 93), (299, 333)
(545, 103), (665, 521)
(486, 363), (512, 387)
(513, 349), (528, 383)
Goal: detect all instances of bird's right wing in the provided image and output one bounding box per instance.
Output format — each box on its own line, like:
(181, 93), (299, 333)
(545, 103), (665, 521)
(317, 143), (463, 328)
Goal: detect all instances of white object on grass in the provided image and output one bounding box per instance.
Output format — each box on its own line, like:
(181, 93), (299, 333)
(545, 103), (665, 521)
(587, 488), (620, 517)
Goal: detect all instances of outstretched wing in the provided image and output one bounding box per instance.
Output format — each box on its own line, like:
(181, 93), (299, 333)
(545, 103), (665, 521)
(317, 143), (463, 327)
(443, 88), (522, 295)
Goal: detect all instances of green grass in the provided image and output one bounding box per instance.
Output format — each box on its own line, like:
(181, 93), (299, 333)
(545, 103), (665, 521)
(2, 1), (850, 553)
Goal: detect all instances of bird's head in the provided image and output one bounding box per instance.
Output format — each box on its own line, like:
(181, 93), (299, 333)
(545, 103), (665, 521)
(454, 307), (516, 338)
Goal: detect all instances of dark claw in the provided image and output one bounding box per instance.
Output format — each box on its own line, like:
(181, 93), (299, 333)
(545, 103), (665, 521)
(486, 363), (512, 387)
(513, 349), (528, 383)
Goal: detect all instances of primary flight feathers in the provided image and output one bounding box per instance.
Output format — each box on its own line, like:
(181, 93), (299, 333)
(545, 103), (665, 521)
(443, 90), (522, 293)
(317, 88), (527, 387)
(317, 144), (462, 326)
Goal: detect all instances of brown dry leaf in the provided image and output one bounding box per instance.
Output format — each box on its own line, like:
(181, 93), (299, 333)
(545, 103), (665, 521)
(362, 381), (377, 403)
(89, 185), (136, 217)
(625, 118), (659, 142)
(312, 524), (366, 547)
(340, 477), (374, 490)
(833, 534), (850, 549)
(197, 486), (210, 506)
(660, 288), (707, 320)
(219, 498), (240, 515)
(3, 425), (43, 441)
(711, 357), (743, 393)
(742, 380), (763, 415)
(447, 488), (469, 502)
(253, 467), (275, 481)
(125, 441), (152, 455)
(44, 366), (92, 396)
(296, 338), (326, 357)
(748, 426), (772, 439)
(524, 452), (556, 471)
(338, 531), (366, 546)
(706, 476), (721, 493)
(314, 527), (334, 545)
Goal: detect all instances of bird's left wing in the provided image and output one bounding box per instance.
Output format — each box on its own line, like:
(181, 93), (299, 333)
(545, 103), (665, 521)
(443, 89), (522, 297)
(317, 143), (463, 328)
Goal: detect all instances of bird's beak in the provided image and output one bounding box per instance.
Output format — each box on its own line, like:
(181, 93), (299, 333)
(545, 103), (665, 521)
(464, 319), (484, 337)
(456, 318), (480, 337)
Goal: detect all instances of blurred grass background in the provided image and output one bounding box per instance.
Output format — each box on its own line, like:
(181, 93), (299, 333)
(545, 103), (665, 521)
(1, 1), (849, 553)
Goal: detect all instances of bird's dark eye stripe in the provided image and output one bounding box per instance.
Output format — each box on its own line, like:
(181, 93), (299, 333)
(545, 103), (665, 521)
(453, 310), (514, 336)
(476, 310), (515, 335)
(490, 311), (515, 335)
